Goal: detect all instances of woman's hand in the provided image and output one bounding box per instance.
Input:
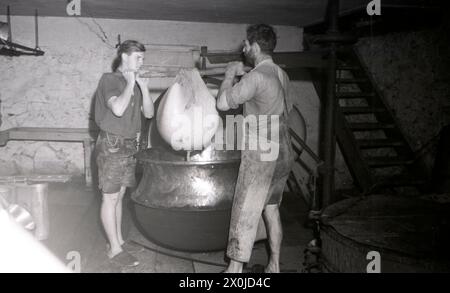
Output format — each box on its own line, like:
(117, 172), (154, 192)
(136, 75), (150, 89)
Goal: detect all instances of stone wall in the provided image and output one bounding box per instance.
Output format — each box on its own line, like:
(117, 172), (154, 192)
(0, 16), (310, 177)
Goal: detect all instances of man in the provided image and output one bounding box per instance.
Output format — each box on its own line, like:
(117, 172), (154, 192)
(217, 24), (294, 273)
(94, 40), (154, 267)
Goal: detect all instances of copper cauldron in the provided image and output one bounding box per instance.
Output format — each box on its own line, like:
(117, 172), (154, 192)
(132, 145), (240, 252)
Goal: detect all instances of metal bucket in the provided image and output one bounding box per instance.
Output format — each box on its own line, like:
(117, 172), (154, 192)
(15, 183), (49, 240)
(0, 185), (36, 231)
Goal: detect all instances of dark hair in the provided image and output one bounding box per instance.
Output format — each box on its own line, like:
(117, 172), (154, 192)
(112, 40), (146, 71)
(246, 24), (277, 53)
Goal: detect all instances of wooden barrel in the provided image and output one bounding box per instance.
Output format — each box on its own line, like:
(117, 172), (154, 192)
(320, 194), (450, 273)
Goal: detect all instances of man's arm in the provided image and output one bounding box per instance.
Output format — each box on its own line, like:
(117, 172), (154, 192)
(136, 76), (154, 119)
(217, 75), (235, 111)
(217, 62), (258, 112)
(107, 71), (135, 117)
(217, 61), (248, 111)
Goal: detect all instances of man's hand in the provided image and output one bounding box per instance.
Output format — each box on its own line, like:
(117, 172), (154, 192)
(225, 61), (245, 78)
(122, 71), (136, 87)
(217, 62), (242, 111)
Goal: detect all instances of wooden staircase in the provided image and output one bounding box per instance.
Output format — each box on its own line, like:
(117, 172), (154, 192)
(310, 45), (429, 194)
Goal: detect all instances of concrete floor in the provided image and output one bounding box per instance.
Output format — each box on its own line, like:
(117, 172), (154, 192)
(40, 177), (313, 273)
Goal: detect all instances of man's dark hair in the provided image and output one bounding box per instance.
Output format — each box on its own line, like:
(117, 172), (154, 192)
(246, 24), (277, 53)
(112, 40), (146, 71)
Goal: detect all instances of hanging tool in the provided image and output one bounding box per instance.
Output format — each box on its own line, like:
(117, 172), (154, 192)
(0, 6), (44, 56)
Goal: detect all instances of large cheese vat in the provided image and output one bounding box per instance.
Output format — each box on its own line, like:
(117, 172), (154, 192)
(131, 145), (240, 252)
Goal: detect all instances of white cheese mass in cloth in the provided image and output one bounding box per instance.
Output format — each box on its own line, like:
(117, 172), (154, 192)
(156, 68), (220, 151)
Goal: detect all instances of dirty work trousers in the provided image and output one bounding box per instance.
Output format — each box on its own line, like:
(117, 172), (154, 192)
(226, 122), (294, 263)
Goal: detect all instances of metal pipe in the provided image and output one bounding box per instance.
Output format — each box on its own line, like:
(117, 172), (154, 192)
(289, 129), (321, 164)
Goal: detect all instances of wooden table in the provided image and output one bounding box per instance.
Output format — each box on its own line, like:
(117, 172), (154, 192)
(0, 127), (98, 187)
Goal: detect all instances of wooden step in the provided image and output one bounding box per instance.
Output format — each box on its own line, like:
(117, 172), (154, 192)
(356, 139), (404, 148)
(348, 122), (396, 130)
(336, 92), (376, 99)
(341, 107), (385, 114)
(366, 156), (414, 167)
(336, 78), (368, 84)
(373, 175), (427, 188)
(336, 65), (360, 71)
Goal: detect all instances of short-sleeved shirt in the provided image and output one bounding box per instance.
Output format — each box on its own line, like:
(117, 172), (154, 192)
(94, 72), (142, 139)
(225, 58), (293, 142)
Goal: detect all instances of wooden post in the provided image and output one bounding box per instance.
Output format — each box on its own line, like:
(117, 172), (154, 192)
(83, 139), (92, 187)
(317, 0), (340, 208)
(35, 9), (39, 50)
(7, 6), (12, 43)
(200, 46), (207, 70)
